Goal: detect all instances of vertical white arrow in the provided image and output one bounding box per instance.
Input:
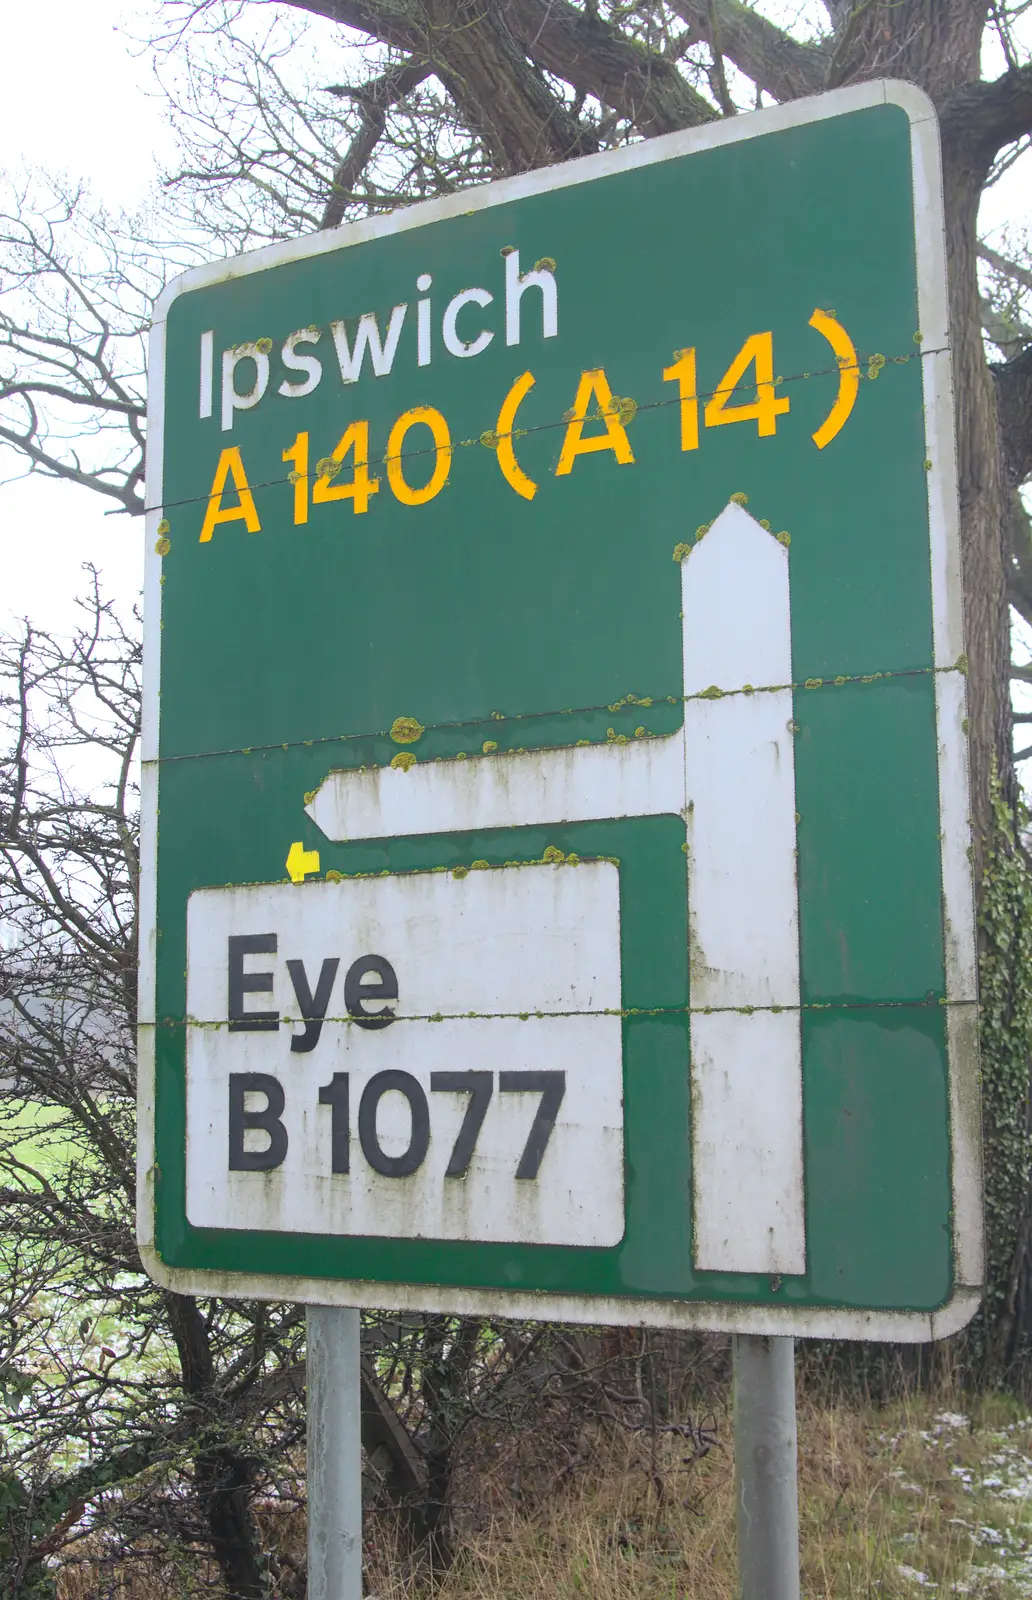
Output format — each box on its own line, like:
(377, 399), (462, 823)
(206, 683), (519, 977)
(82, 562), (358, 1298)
(682, 502), (805, 1277)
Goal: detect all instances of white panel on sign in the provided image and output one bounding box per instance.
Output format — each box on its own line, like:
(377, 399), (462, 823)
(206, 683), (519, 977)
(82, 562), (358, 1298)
(683, 505), (805, 1276)
(684, 690), (799, 1010)
(690, 1011), (806, 1276)
(185, 861), (625, 1249)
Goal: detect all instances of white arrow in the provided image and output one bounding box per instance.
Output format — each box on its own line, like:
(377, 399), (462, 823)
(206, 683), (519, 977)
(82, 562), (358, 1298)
(681, 506), (804, 1278)
(306, 500), (805, 1278)
(305, 702), (686, 840)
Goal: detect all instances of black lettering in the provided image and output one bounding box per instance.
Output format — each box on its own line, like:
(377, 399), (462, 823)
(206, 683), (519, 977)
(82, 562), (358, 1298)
(317, 1073), (350, 1173)
(498, 1071), (566, 1179)
(358, 1070), (429, 1176)
(430, 1071), (493, 1177)
(228, 933), (279, 1032)
(286, 957), (340, 1052)
(228, 1073), (288, 1170)
(344, 955), (398, 1031)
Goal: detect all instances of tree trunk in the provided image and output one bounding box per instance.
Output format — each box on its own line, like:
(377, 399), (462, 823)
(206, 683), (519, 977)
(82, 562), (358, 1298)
(833, 1), (1014, 857)
(166, 1294), (269, 1599)
(941, 138), (1017, 858)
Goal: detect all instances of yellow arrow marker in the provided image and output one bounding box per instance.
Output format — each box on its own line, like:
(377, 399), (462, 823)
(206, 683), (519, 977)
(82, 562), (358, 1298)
(286, 841), (321, 883)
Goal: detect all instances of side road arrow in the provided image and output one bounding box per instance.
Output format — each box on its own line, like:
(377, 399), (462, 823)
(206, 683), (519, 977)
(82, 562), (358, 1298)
(286, 841), (321, 882)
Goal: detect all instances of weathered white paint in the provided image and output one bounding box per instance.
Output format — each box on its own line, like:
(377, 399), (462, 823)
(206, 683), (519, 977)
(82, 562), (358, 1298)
(184, 863), (624, 1248)
(935, 669), (978, 1009)
(306, 728), (685, 841)
(682, 507), (799, 1010)
(683, 506), (805, 1275)
(684, 690), (798, 1009)
(907, 78), (982, 1297)
(690, 1012), (805, 1275)
(935, 632), (983, 1293)
(682, 503), (793, 699)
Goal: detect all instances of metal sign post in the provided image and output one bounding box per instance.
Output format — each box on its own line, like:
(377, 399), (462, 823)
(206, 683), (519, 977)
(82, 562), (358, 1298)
(306, 1307), (363, 1600)
(139, 78), (982, 1598)
(733, 1336), (801, 1600)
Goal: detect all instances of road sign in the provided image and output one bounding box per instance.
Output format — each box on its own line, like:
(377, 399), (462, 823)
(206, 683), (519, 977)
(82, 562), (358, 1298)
(139, 80), (982, 1339)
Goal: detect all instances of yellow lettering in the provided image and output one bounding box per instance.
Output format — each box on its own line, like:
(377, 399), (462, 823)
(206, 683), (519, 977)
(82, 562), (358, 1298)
(386, 407), (452, 507)
(282, 432), (309, 525)
(198, 447), (261, 543)
(662, 348), (699, 452)
(555, 369), (634, 476)
(313, 421), (379, 515)
(704, 332), (789, 439)
(496, 371), (537, 501)
(808, 310), (859, 450)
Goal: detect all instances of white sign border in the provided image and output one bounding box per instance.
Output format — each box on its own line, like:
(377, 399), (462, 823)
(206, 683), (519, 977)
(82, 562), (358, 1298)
(139, 78), (982, 1341)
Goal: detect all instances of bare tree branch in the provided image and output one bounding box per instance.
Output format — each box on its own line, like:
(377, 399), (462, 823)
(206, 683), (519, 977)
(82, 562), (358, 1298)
(321, 56), (431, 227)
(507, 0), (718, 134)
(995, 343), (1032, 489)
(0, 181), (170, 513)
(1007, 489), (1032, 635)
(981, 241), (1032, 297)
(280, 0), (599, 170)
(667, 0), (827, 102)
(704, 0), (738, 116)
(941, 63), (1032, 175)
(982, 296), (1032, 358)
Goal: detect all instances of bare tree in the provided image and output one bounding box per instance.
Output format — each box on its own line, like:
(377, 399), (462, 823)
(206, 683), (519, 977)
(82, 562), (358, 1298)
(0, 583), (315, 1596)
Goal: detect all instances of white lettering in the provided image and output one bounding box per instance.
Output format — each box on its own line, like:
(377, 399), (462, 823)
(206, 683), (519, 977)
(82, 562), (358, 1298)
(416, 273), (432, 368)
(505, 250), (557, 347)
(331, 305), (407, 384)
(221, 343), (270, 432)
(442, 287), (494, 359)
(199, 330), (214, 420)
(278, 328), (323, 398)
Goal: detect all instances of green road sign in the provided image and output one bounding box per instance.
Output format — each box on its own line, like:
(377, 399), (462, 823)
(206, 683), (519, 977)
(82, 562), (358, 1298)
(139, 80), (982, 1339)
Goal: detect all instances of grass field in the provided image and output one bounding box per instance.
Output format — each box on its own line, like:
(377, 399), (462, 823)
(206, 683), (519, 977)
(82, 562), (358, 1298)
(362, 1395), (1032, 1600)
(49, 1389), (1032, 1597)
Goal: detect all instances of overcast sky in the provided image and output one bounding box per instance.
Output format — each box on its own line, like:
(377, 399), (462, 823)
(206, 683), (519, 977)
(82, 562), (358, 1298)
(1, 1), (1029, 637)
(0, 0), (170, 634)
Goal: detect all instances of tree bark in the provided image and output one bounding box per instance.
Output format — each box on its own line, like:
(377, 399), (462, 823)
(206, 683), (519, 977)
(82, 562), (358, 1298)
(996, 343), (1032, 491)
(166, 1293), (268, 1600)
(827, 0), (986, 101)
(508, 0), (718, 134)
(667, 0), (828, 101)
(284, 0), (597, 170)
(828, 1), (1023, 852)
(939, 125), (1018, 840)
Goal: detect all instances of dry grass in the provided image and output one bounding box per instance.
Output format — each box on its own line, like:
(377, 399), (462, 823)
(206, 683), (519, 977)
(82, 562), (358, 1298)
(369, 1391), (1032, 1600)
(371, 1423), (736, 1600)
(50, 1390), (1032, 1597)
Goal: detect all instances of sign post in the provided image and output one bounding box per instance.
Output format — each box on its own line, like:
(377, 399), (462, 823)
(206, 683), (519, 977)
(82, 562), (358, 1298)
(306, 1306), (363, 1600)
(140, 80), (982, 1596)
(734, 1335), (801, 1600)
